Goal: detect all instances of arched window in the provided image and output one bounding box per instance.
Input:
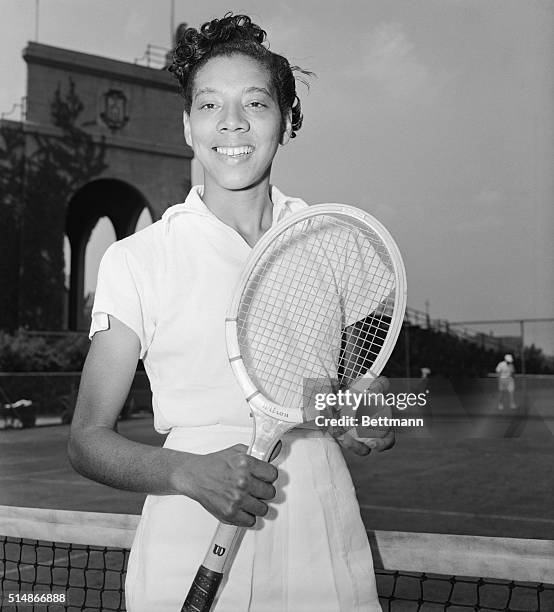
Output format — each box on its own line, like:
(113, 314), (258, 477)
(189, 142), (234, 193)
(65, 179), (150, 330)
(135, 207), (153, 232)
(83, 217), (117, 324)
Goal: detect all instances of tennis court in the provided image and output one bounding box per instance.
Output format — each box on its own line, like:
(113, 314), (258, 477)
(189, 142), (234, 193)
(1, 377), (553, 611)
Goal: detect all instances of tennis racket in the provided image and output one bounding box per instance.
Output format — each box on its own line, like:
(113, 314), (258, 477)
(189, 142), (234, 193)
(181, 203), (407, 611)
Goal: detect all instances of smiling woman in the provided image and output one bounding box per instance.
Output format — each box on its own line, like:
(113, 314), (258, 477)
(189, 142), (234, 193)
(182, 54), (287, 201)
(67, 12), (386, 612)
(168, 14), (311, 244)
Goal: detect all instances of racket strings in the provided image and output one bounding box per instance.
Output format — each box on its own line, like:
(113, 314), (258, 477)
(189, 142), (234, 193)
(330, 227), (396, 384)
(313, 217), (397, 378)
(236, 214), (398, 411)
(241, 217), (389, 397)
(238, 219), (343, 401)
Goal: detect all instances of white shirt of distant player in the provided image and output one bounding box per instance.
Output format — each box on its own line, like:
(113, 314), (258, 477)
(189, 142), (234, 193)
(496, 360), (514, 379)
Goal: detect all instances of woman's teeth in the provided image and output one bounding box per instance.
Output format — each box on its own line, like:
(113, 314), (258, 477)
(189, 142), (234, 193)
(215, 146), (254, 157)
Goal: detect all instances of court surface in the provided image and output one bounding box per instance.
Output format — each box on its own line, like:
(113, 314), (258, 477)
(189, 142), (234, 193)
(1, 398), (552, 541)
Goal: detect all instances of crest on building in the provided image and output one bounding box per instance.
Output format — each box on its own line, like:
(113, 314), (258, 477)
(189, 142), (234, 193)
(100, 89), (129, 131)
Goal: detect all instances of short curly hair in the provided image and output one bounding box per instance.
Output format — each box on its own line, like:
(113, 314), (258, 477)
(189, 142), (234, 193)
(168, 13), (311, 138)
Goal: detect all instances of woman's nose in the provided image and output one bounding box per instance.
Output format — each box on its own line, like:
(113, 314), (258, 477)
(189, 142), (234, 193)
(217, 104), (249, 132)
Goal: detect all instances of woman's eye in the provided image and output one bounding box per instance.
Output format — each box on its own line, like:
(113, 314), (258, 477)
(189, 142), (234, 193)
(247, 101), (266, 109)
(200, 103), (217, 110)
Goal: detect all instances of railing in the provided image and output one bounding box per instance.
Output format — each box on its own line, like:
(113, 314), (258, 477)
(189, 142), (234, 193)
(21, 308), (512, 357)
(134, 44), (170, 69)
(1, 96), (27, 121)
(404, 306), (511, 352)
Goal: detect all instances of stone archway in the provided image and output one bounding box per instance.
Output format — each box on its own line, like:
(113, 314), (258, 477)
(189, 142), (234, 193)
(0, 43), (191, 332)
(66, 178), (150, 330)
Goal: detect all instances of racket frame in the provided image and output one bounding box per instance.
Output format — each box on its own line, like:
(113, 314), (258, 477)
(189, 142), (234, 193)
(227, 203), (407, 397)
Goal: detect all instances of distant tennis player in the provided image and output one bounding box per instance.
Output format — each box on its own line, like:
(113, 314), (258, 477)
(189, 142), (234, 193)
(496, 354), (516, 409)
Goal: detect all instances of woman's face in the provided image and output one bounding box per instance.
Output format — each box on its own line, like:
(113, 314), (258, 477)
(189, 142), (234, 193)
(183, 54), (291, 192)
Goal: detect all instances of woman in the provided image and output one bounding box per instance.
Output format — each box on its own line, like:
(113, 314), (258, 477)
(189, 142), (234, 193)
(69, 14), (387, 611)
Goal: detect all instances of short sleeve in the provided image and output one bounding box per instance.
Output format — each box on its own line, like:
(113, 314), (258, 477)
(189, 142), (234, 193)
(89, 242), (155, 359)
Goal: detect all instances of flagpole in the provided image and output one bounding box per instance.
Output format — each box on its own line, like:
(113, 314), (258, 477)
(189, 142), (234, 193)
(35, 0), (39, 41)
(170, 0), (175, 46)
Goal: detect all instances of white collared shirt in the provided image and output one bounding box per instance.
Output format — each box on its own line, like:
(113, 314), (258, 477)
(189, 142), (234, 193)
(90, 185), (308, 433)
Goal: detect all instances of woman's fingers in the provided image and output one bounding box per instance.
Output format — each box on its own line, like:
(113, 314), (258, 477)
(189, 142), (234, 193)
(188, 445), (279, 526)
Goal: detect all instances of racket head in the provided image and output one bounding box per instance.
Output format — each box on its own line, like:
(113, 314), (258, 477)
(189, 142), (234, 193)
(226, 203), (407, 424)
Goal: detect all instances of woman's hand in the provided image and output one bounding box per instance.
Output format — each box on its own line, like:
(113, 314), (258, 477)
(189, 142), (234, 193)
(332, 376), (396, 456)
(337, 428), (396, 456)
(69, 316), (279, 524)
(176, 444), (278, 527)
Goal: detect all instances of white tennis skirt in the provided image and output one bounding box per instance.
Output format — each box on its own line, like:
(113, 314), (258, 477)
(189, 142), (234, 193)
(125, 424), (382, 612)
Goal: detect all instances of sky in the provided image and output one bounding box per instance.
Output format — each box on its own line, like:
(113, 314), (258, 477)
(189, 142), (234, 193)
(1, 0), (553, 352)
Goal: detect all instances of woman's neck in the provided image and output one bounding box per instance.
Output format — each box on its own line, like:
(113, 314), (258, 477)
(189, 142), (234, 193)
(202, 180), (274, 247)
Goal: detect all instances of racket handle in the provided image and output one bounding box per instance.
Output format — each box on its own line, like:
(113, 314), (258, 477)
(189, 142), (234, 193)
(182, 412), (291, 610)
(181, 565), (223, 612)
(182, 523), (239, 611)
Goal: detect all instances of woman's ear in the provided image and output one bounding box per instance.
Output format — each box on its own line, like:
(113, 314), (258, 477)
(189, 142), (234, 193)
(183, 110), (193, 147)
(280, 110), (292, 146)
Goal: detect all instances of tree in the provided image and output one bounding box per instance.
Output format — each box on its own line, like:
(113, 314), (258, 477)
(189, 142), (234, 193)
(0, 78), (107, 329)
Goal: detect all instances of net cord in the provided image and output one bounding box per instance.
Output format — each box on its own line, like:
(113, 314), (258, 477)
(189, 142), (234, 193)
(1, 506), (552, 583)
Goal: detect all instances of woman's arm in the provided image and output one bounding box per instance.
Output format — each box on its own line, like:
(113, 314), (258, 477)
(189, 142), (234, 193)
(68, 315), (277, 527)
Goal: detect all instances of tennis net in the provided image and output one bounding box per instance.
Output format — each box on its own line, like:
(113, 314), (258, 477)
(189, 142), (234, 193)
(1, 504), (553, 611)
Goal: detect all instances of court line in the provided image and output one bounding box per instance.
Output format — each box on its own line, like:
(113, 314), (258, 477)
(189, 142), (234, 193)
(0, 477), (97, 487)
(0, 466), (70, 476)
(0, 457), (65, 468)
(0, 467), (76, 480)
(359, 503), (554, 524)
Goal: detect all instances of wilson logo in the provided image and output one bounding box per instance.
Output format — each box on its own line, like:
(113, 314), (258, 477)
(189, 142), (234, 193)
(213, 545), (226, 556)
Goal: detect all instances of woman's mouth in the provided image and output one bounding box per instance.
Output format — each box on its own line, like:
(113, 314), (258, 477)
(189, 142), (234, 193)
(213, 146), (254, 158)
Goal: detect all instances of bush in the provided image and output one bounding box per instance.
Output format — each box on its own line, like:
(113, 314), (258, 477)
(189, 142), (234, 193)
(0, 330), (151, 422)
(0, 329), (89, 372)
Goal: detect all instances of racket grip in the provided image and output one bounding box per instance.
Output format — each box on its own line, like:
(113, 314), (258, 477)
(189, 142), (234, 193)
(181, 565), (223, 612)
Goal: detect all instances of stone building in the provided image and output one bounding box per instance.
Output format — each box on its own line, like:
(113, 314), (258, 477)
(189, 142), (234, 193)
(0, 42), (191, 331)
